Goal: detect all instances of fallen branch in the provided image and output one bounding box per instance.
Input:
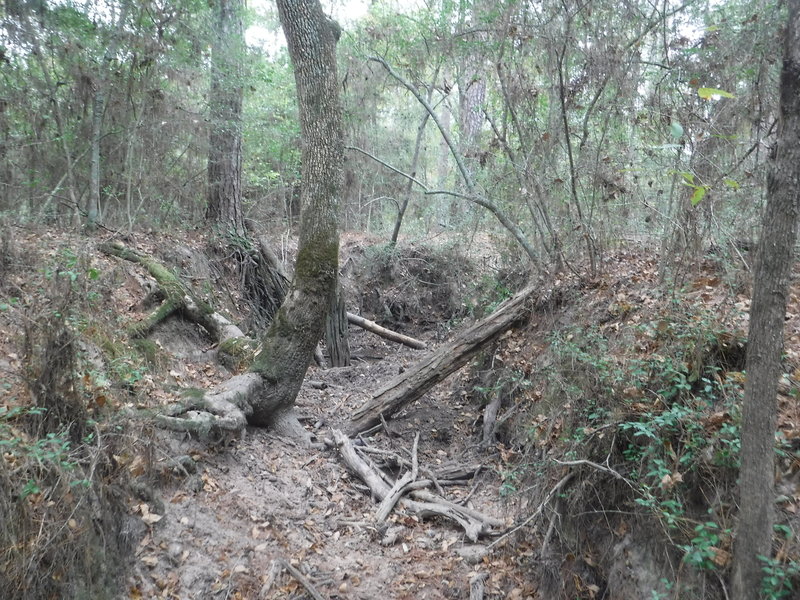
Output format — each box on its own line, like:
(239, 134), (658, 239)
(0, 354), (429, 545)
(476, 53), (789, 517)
(332, 429), (502, 541)
(348, 284), (541, 435)
(375, 432), (419, 522)
(278, 558), (326, 600)
(346, 311), (426, 349)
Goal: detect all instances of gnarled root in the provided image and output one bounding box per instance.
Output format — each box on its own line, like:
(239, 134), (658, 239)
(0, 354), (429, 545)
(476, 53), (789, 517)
(154, 374), (262, 441)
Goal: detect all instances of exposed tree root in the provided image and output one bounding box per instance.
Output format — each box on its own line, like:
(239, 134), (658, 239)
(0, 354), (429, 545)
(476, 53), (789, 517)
(154, 374), (261, 440)
(100, 241), (259, 439)
(99, 240), (243, 343)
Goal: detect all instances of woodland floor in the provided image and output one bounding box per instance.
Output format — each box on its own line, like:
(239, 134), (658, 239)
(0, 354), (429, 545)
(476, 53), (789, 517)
(125, 329), (523, 600)
(117, 232), (531, 600)
(3, 227), (800, 599)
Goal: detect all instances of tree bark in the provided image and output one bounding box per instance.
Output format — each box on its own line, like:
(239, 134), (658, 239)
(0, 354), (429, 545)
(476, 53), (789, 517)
(347, 285), (539, 435)
(206, 0), (246, 236)
(325, 283), (350, 367)
(87, 86), (103, 229)
(247, 0), (343, 432)
(732, 3), (800, 598)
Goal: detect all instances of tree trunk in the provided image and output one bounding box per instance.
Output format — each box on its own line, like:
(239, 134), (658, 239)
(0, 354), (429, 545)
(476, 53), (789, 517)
(325, 283), (350, 367)
(247, 0), (343, 432)
(206, 0), (245, 237)
(87, 85), (103, 229)
(731, 3), (800, 598)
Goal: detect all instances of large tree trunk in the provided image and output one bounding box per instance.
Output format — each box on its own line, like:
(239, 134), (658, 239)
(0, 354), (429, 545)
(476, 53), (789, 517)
(206, 0), (245, 236)
(731, 3), (800, 598)
(247, 0), (343, 433)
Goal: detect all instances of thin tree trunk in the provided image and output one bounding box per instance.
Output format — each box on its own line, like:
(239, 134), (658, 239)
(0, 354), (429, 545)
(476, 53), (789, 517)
(206, 0), (245, 236)
(731, 3), (800, 597)
(247, 0), (343, 434)
(391, 106), (430, 245)
(87, 86), (103, 229)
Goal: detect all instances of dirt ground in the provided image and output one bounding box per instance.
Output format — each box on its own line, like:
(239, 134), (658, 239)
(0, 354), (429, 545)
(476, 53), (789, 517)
(124, 325), (530, 600)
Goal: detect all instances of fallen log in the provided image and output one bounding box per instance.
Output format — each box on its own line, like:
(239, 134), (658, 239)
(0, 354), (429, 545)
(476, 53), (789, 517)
(346, 311), (426, 350)
(347, 284), (539, 435)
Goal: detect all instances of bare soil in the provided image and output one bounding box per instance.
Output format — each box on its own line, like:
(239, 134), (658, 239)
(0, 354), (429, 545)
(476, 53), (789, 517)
(124, 325), (529, 600)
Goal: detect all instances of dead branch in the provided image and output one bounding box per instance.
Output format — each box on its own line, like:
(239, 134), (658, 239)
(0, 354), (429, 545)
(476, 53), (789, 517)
(278, 558), (326, 600)
(348, 284), (540, 435)
(332, 429), (501, 541)
(346, 311), (426, 349)
(375, 432), (419, 522)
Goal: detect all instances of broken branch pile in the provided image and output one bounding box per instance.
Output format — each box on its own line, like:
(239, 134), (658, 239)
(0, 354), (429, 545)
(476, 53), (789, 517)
(331, 429), (504, 541)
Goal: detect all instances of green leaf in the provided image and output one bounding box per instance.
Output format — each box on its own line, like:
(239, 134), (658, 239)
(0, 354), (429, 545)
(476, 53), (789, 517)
(670, 121), (684, 139)
(691, 186), (707, 206)
(698, 87), (735, 100)
(723, 178), (740, 190)
(87, 268), (100, 280)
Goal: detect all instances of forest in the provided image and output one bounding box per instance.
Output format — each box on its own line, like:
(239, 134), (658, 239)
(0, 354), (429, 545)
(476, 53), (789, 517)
(1, 0), (799, 598)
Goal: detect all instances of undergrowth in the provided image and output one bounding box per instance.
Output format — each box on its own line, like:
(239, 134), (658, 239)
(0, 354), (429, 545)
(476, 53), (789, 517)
(0, 243), (134, 599)
(513, 294), (800, 599)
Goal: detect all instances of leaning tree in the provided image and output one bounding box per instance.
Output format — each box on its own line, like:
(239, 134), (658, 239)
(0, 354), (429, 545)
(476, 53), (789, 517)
(103, 0), (344, 443)
(245, 0), (343, 435)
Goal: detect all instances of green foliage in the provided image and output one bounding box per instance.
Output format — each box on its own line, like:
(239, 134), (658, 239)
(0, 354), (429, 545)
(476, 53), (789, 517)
(760, 555), (800, 599)
(697, 87), (736, 100)
(679, 520), (731, 570)
(544, 298), (749, 576)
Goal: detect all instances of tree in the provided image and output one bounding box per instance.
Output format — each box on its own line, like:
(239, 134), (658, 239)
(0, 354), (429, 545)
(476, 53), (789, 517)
(732, 2), (800, 598)
(206, 0), (246, 236)
(246, 0), (343, 434)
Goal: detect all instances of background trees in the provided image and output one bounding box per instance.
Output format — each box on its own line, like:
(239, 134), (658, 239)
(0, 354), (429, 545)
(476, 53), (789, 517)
(0, 0), (780, 276)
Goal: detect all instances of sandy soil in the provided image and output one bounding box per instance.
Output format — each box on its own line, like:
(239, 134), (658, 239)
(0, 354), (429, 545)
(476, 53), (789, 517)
(124, 327), (531, 600)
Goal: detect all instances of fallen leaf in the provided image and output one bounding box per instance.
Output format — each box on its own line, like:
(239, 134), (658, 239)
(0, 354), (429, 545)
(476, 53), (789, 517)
(141, 512), (163, 525)
(140, 555), (158, 567)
